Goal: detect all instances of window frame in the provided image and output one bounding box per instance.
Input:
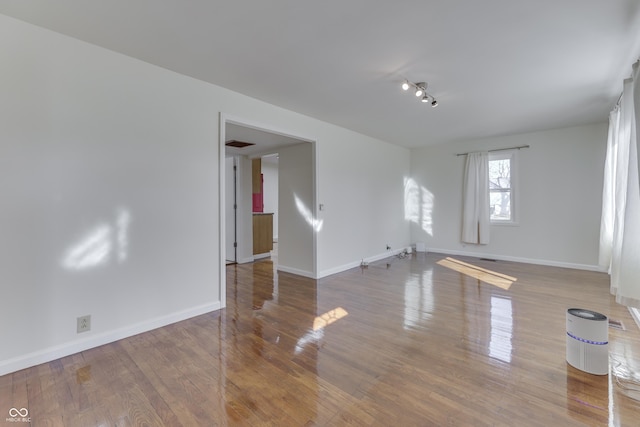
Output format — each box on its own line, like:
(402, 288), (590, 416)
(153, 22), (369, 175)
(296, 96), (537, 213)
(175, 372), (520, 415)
(488, 150), (519, 226)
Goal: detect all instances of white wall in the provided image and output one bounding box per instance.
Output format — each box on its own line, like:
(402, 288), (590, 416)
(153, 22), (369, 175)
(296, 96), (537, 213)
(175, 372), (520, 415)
(410, 123), (608, 269)
(316, 131), (412, 276)
(235, 155), (254, 264)
(0, 14), (221, 374)
(278, 143), (315, 276)
(0, 14), (412, 374)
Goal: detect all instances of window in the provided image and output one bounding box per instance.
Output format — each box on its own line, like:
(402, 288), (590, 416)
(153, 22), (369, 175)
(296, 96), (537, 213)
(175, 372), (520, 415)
(489, 151), (517, 223)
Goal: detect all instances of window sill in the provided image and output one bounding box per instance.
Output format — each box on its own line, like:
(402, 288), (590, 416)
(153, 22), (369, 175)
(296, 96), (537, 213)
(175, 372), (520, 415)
(490, 220), (519, 227)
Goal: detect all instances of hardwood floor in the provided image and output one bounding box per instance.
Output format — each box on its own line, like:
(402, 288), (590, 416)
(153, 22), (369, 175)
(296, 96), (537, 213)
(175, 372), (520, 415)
(2, 252), (640, 426)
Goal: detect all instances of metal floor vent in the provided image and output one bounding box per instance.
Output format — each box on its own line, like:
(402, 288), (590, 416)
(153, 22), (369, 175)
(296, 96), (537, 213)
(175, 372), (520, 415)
(609, 319), (626, 330)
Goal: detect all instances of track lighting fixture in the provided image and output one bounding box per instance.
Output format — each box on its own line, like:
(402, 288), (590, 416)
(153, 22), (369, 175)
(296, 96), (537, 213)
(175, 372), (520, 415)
(401, 79), (438, 107)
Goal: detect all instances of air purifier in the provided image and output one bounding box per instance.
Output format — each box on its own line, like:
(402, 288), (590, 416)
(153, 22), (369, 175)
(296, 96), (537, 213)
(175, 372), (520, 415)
(566, 308), (608, 375)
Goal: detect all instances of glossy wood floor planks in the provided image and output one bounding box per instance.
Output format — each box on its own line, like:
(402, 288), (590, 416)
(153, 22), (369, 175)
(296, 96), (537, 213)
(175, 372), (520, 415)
(1, 252), (640, 426)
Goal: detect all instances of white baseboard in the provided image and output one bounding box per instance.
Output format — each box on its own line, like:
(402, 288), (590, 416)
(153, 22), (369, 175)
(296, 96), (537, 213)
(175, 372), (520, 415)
(425, 247), (605, 272)
(277, 264), (316, 278)
(317, 246), (413, 279)
(317, 260), (362, 278)
(313, 246), (601, 279)
(0, 302), (221, 377)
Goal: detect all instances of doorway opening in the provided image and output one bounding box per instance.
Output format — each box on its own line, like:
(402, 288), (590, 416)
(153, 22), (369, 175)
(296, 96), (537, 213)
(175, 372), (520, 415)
(219, 114), (318, 308)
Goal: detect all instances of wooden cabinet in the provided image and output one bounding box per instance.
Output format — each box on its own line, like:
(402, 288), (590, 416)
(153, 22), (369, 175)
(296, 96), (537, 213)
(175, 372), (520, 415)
(253, 213), (273, 255)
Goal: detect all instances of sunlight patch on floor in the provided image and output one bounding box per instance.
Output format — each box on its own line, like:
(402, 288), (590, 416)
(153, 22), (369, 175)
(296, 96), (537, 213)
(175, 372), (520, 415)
(437, 257), (517, 290)
(313, 307), (349, 331)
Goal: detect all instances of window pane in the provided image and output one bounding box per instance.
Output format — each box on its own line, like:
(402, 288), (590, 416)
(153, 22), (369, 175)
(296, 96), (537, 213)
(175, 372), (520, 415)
(489, 159), (511, 190)
(490, 190), (511, 220)
(488, 152), (515, 223)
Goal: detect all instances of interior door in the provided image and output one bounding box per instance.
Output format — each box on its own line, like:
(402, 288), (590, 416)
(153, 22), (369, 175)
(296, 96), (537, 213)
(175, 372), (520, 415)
(225, 156), (237, 263)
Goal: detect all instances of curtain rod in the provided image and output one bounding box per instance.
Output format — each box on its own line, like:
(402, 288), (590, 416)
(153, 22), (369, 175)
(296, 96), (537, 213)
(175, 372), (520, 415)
(456, 145), (530, 156)
(614, 59), (639, 107)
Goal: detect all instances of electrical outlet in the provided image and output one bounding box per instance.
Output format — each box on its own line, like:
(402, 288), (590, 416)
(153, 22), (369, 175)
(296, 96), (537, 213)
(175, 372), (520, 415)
(77, 315), (91, 333)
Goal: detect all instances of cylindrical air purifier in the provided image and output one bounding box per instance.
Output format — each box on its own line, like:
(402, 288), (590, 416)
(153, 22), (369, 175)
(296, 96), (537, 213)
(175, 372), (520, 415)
(566, 308), (608, 375)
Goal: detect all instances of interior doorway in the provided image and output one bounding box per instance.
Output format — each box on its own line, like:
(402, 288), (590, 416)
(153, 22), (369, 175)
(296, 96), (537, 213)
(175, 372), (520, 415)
(219, 114), (318, 306)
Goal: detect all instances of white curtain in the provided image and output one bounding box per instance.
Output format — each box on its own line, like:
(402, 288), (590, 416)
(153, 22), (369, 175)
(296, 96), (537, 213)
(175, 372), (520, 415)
(598, 108), (619, 268)
(462, 151), (490, 244)
(599, 61), (640, 308)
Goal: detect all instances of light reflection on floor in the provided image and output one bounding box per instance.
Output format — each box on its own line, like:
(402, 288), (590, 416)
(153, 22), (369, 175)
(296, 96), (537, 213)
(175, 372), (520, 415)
(489, 296), (513, 363)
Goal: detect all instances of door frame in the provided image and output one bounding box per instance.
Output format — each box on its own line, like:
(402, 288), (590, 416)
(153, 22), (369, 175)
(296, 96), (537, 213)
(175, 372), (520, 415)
(218, 113), (319, 308)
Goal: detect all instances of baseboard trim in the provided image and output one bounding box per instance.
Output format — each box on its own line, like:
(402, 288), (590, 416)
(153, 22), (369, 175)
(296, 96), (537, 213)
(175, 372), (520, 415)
(425, 247), (605, 272)
(277, 264), (316, 279)
(0, 302), (221, 377)
(317, 247), (413, 279)
(316, 246), (602, 279)
(317, 260), (362, 278)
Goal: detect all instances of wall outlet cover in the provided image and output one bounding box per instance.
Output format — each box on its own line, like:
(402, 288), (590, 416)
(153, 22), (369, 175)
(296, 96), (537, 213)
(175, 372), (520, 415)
(77, 315), (91, 333)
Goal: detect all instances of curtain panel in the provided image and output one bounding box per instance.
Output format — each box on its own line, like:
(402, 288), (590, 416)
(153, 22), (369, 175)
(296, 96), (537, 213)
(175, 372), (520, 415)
(462, 151), (490, 245)
(599, 61), (640, 308)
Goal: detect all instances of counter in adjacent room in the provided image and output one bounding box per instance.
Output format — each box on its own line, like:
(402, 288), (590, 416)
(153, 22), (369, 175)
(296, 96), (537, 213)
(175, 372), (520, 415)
(253, 213), (273, 255)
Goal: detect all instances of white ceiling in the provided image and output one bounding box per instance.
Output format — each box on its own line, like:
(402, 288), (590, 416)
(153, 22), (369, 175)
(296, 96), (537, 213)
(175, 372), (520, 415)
(1, 1), (639, 149)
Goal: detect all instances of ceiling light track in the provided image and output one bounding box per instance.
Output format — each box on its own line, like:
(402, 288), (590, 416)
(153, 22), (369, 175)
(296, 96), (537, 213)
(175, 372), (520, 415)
(402, 80), (438, 107)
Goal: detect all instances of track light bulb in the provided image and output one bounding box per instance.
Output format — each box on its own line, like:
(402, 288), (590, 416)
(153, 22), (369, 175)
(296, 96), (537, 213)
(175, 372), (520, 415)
(401, 80), (438, 107)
